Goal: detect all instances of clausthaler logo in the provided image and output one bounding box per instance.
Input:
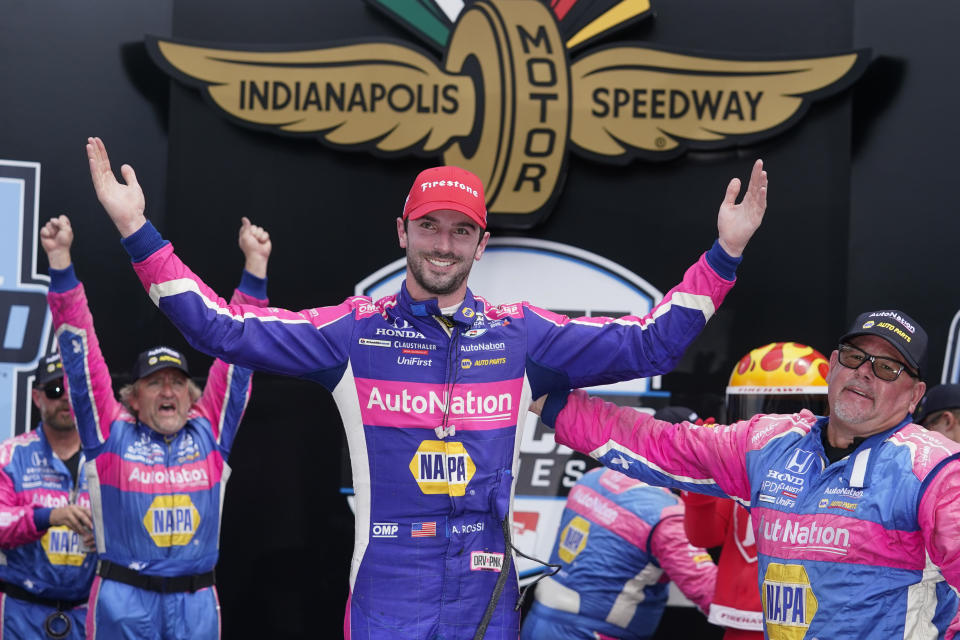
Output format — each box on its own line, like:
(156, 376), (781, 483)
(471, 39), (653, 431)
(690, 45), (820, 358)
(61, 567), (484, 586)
(146, 0), (868, 228)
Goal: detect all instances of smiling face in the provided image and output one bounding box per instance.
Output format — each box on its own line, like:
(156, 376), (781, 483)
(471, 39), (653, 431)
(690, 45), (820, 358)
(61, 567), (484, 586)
(826, 334), (926, 445)
(129, 368), (192, 436)
(397, 209), (490, 308)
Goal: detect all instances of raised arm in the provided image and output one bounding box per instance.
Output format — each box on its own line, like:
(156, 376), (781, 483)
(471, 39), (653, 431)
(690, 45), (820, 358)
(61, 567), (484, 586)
(194, 217), (273, 453)
(43, 215), (124, 451)
(523, 162), (767, 395)
(85, 137), (354, 381)
(87, 136), (147, 238)
(717, 159), (767, 258)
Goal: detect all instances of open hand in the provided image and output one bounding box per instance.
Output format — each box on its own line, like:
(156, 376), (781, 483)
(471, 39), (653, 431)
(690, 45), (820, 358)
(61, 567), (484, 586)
(86, 136), (147, 237)
(717, 159), (767, 258)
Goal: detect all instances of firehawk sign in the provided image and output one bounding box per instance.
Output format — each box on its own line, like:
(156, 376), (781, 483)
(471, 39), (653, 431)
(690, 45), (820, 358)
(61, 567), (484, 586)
(147, 0), (868, 228)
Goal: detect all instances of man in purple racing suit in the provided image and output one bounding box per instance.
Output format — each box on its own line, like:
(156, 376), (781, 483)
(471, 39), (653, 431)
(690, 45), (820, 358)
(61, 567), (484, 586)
(84, 136), (767, 640)
(42, 214), (271, 639)
(536, 310), (960, 639)
(520, 467), (716, 640)
(0, 352), (95, 639)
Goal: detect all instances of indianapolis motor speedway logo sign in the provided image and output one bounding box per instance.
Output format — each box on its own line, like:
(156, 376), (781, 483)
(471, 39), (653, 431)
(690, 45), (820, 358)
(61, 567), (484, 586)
(147, 0), (868, 228)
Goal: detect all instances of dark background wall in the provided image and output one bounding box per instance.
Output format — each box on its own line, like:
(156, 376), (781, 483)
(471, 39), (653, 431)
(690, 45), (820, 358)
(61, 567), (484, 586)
(3, 1), (958, 637)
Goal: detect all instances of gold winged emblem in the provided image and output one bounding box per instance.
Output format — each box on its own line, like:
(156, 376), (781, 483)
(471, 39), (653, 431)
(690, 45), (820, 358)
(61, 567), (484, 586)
(152, 40), (475, 153)
(570, 48), (863, 157)
(146, 0), (868, 226)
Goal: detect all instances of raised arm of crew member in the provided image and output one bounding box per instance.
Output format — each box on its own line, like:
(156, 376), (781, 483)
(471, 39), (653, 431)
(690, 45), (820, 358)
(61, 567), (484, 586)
(191, 217), (271, 455)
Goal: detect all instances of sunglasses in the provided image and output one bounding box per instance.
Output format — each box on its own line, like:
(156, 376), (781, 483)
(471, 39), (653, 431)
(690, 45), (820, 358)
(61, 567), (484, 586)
(40, 382), (65, 400)
(836, 343), (918, 382)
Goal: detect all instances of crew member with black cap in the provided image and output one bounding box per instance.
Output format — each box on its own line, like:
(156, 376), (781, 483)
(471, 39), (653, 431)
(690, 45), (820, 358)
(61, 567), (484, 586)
(0, 352), (95, 639)
(41, 214), (271, 640)
(533, 309), (960, 639)
(915, 383), (960, 443)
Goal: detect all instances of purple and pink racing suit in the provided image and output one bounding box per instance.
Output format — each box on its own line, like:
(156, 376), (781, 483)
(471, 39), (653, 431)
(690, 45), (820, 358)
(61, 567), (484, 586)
(119, 221), (737, 640)
(0, 426), (94, 639)
(520, 467), (716, 640)
(47, 264), (266, 640)
(543, 389), (960, 640)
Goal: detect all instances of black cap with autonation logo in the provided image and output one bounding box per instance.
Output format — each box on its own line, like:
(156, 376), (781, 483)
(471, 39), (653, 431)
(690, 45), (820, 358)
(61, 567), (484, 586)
(839, 309), (928, 377)
(33, 353), (64, 387)
(132, 346), (190, 381)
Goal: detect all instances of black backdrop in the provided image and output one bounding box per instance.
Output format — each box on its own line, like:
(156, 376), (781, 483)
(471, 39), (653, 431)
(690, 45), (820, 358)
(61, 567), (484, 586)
(4, 0), (960, 637)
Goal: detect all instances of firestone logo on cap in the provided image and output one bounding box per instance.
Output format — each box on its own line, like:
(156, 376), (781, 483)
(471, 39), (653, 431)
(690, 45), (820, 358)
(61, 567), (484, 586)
(419, 178), (479, 199)
(403, 166), (487, 229)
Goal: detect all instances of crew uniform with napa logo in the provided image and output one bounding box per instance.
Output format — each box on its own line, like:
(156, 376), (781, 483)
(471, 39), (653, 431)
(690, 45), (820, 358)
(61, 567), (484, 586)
(0, 353), (94, 639)
(47, 263), (268, 639)
(540, 310), (960, 639)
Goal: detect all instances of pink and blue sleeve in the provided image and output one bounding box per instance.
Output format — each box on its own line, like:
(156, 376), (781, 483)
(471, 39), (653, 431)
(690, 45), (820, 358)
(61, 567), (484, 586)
(123, 222), (353, 385)
(193, 278), (269, 453)
(649, 510), (717, 614)
(48, 265), (124, 451)
(523, 243), (738, 397)
(544, 389), (754, 504)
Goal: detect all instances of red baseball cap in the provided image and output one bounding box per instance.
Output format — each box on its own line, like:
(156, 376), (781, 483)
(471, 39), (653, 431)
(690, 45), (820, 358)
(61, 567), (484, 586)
(402, 166), (487, 229)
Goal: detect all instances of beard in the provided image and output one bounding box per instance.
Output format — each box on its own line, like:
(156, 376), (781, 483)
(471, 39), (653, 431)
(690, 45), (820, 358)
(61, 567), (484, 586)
(42, 405), (75, 431)
(407, 250), (473, 297)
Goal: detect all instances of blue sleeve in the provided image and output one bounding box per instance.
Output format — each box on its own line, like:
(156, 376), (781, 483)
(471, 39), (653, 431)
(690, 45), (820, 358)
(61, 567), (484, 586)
(33, 507), (52, 531)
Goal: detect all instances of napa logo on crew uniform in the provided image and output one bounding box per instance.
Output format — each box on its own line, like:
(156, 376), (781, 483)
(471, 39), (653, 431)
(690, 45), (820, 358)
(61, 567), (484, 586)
(143, 495), (201, 546)
(762, 563), (819, 640)
(41, 525), (87, 566)
(557, 515), (590, 563)
(409, 440), (476, 496)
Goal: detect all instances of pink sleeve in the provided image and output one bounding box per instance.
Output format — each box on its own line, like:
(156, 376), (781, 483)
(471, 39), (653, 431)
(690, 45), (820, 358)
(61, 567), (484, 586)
(193, 287), (268, 445)
(917, 460), (960, 639)
(49, 283), (124, 446)
(650, 511), (717, 614)
(0, 459), (41, 548)
(552, 389), (755, 502)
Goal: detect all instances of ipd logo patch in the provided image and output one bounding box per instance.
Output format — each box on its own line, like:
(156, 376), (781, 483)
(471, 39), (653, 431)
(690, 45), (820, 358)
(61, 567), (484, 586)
(0, 161), (53, 438)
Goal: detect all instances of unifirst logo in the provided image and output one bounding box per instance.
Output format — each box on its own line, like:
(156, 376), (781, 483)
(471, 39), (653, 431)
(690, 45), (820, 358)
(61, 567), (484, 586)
(41, 526), (87, 566)
(557, 516), (590, 563)
(409, 440), (476, 496)
(762, 563), (818, 639)
(143, 495), (201, 547)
